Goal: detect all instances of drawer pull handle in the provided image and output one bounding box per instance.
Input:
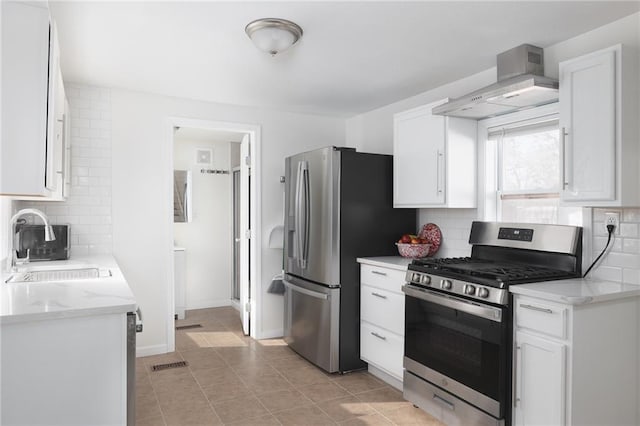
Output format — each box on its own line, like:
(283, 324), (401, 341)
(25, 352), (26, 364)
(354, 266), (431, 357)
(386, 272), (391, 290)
(432, 394), (455, 411)
(520, 304), (553, 314)
(371, 332), (387, 341)
(371, 270), (387, 276)
(371, 292), (387, 299)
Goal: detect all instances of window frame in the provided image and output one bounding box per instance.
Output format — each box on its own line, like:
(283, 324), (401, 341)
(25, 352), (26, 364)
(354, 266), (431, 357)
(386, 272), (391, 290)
(477, 103), (561, 222)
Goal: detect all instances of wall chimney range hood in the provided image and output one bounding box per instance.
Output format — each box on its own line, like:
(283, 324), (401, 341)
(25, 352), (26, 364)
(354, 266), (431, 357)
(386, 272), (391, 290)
(432, 44), (558, 120)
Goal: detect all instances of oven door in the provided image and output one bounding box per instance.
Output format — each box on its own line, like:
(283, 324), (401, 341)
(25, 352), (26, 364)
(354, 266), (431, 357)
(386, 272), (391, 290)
(402, 284), (509, 419)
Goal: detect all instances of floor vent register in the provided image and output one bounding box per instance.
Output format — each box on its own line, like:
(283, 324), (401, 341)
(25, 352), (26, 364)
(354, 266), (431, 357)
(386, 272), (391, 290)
(175, 324), (202, 330)
(151, 361), (188, 372)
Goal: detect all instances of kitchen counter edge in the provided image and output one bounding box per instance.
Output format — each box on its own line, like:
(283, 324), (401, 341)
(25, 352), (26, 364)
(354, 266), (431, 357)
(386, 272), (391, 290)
(1, 254), (136, 325)
(510, 278), (640, 306)
(357, 256), (412, 272)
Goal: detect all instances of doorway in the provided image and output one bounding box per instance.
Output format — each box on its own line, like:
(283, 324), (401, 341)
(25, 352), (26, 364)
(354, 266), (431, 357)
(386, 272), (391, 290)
(167, 118), (260, 351)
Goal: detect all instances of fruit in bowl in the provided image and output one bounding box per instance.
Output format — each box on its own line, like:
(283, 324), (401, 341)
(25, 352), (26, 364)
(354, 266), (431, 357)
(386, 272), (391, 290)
(396, 234), (431, 258)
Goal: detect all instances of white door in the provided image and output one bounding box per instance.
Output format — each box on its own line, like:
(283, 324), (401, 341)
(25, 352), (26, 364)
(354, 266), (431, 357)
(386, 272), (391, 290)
(239, 134), (250, 335)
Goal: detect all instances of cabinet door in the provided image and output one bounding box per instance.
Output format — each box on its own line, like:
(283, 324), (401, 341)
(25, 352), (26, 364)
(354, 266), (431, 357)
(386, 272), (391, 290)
(514, 331), (565, 426)
(360, 321), (404, 380)
(1, 2), (50, 196)
(393, 102), (445, 207)
(559, 47), (617, 202)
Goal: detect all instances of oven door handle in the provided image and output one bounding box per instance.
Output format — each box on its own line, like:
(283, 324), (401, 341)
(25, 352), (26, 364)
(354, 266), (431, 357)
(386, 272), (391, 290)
(402, 284), (503, 323)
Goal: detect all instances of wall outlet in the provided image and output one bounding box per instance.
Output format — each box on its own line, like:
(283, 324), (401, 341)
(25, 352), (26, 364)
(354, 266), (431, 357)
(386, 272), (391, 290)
(605, 212), (620, 234)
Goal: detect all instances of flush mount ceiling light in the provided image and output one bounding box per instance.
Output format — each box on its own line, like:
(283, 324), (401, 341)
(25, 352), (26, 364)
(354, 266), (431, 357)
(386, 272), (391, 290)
(245, 18), (303, 56)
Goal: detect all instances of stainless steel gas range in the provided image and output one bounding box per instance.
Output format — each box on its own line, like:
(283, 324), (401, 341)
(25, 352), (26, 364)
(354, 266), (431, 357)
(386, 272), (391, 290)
(402, 221), (582, 426)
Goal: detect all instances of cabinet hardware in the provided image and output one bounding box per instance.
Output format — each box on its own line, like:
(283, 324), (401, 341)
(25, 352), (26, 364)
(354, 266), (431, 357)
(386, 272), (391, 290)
(371, 332), (386, 341)
(561, 127), (569, 189)
(371, 270), (387, 276)
(520, 303), (553, 314)
(514, 345), (522, 406)
(436, 150), (444, 194)
(371, 292), (387, 299)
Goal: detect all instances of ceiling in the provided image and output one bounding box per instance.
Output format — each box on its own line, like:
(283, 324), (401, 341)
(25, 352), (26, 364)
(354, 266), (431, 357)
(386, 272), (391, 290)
(50, 1), (640, 117)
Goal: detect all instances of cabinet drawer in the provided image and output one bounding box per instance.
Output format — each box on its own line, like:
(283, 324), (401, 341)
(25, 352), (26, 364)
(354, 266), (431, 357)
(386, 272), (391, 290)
(361, 321), (404, 381)
(360, 264), (406, 293)
(361, 284), (404, 335)
(515, 297), (568, 339)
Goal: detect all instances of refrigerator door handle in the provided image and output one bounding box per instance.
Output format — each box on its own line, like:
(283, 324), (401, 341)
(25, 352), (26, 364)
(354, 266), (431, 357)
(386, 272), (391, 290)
(301, 162), (310, 269)
(294, 161), (304, 266)
(283, 280), (328, 300)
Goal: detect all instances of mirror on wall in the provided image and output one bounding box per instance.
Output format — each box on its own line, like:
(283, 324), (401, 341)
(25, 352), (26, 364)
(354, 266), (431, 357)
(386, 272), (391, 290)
(173, 170), (192, 223)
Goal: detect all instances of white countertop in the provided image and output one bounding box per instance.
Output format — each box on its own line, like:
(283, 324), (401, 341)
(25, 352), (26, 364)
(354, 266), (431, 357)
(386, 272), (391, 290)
(357, 256), (413, 272)
(1, 255), (136, 325)
(510, 278), (640, 306)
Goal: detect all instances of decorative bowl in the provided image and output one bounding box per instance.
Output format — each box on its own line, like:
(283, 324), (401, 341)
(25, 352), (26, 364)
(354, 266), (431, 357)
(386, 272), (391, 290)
(396, 243), (431, 258)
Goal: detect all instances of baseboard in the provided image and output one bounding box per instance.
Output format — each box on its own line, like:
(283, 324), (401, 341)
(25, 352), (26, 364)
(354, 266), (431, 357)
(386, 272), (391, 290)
(368, 364), (403, 391)
(185, 299), (232, 310)
(136, 343), (168, 358)
(257, 328), (283, 340)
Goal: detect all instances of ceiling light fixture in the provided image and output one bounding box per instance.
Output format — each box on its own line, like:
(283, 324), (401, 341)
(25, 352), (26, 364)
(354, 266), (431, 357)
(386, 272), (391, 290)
(245, 18), (303, 56)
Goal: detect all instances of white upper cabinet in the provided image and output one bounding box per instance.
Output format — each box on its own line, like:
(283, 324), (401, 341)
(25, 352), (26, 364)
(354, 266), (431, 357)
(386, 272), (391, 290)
(1, 2), (69, 200)
(393, 99), (477, 208)
(559, 44), (639, 206)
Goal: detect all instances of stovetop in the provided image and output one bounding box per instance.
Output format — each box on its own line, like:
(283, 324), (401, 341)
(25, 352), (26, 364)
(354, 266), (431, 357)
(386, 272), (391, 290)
(403, 221), (583, 306)
(409, 257), (576, 287)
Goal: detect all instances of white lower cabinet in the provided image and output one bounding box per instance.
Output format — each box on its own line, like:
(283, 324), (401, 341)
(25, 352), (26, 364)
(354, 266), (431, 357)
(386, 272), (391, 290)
(361, 321), (404, 380)
(359, 263), (406, 389)
(514, 331), (565, 426)
(512, 294), (639, 426)
(1, 313), (128, 425)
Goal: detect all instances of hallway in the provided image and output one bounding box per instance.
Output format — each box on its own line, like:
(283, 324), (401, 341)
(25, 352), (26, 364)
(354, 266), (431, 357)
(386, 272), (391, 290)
(136, 307), (444, 425)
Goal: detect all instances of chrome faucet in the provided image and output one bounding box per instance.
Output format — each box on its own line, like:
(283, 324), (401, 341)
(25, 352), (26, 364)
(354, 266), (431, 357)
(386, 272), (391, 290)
(6, 208), (56, 272)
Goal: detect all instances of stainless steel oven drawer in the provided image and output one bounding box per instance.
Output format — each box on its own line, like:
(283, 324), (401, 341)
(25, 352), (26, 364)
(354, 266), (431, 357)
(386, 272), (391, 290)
(403, 371), (504, 426)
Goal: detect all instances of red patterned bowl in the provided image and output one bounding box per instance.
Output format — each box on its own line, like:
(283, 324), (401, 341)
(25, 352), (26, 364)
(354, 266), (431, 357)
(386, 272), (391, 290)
(396, 243), (431, 258)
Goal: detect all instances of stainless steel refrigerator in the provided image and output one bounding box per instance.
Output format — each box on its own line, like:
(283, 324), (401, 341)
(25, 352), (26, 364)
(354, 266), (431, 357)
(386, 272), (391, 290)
(283, 146), (415, 373)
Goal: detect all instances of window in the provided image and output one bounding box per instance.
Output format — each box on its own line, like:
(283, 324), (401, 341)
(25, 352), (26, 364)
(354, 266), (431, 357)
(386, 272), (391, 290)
(481, 105), (583, 225)
(490, 119), (561, 223)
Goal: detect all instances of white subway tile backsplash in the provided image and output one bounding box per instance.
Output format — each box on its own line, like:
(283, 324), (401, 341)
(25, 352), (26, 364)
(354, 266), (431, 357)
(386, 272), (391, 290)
(590, 265), (623, 282)
(622, 269), (640, 285)
(18, 84), (113, 255)
(622, 238), (640, 254)
(605, 252), (640, 269)
(590, 208), (640, 284)
(623, 209), (640, 222)
(619, 223), (639, 238)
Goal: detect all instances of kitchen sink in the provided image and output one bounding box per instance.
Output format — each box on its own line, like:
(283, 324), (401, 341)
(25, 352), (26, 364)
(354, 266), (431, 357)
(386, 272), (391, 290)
(4, 264), (111, 283)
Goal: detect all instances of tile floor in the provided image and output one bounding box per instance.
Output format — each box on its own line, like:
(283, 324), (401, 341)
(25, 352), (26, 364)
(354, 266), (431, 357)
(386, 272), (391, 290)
(136, 307), (445, 426)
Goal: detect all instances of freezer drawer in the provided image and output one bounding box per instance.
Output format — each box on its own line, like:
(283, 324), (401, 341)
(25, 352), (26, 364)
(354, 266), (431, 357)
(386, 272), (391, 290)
(283, 274), (340, 373)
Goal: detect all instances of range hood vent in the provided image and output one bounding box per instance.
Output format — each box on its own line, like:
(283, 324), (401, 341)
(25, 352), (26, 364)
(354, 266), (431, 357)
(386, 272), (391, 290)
(432, 44), (558, 120)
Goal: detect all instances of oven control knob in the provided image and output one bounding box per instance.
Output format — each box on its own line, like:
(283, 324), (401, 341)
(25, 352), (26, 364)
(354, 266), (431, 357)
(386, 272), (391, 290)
(412, 273), (421, 282)
(421, 275), (431, 285)
(477, 287), (489, 298)
(440, 279), (452, 290)
(464, 284), (476, 295)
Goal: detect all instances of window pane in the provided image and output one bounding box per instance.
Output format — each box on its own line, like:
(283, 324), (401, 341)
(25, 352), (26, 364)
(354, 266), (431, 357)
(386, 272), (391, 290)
(500, 197), (559, 224)
(501, 129), (559, 192)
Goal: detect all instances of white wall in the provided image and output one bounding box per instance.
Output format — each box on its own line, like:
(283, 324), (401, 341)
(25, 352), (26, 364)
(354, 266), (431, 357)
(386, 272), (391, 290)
(110, 88), (345, 354)
(347, 12), (640, 268)
(18, 84), (113, 256)
(173, 138), (235, 309)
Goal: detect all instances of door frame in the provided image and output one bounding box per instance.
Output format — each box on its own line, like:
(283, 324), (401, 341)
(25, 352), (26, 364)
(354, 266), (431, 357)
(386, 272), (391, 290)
(166, 117), (261, 350)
